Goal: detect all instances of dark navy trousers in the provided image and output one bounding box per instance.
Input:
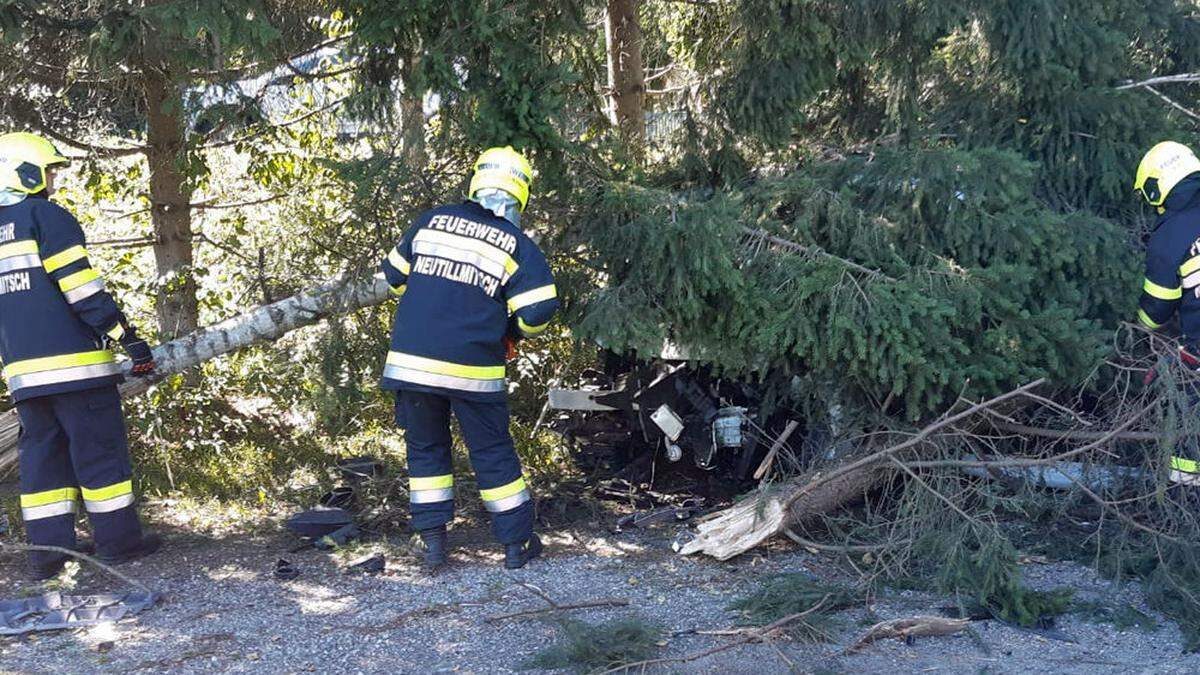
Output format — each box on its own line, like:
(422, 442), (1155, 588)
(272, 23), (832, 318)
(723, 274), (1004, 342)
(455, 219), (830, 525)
(17, 386), (142, 567)
(397, 390), (533, 544)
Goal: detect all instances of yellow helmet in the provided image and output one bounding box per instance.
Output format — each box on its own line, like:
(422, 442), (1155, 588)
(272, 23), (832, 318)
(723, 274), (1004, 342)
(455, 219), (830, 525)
(0, 132), (69, 195)
(1134, 141), (1200, 210)
(468, 146), (533, 212)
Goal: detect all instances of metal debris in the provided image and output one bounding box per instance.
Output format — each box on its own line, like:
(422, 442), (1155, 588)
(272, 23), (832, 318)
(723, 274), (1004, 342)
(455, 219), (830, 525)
(337, 456), (383, 482)
(348, 553), (385, 574)
(615, 500), (703, 532)
(313, 523), (360, 551)
(286, 507), (354, 539)
(0, 590), (158, 635)
(274, 559), (300, 581)
(319, 485), (355, 509)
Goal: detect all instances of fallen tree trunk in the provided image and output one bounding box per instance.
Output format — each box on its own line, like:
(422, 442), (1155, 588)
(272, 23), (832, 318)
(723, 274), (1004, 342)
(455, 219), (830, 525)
(0, 273), (391, 475)
(675, 465), (886, 560)
(677, 380), (1045, 560)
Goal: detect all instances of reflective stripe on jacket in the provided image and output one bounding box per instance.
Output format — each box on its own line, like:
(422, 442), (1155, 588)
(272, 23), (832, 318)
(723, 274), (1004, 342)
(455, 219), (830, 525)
(380, 201), (558, 400)
(0, 196), (126, 401)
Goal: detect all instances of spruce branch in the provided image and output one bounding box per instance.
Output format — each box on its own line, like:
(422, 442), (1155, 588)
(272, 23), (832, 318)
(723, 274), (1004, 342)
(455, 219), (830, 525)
(740, 226), (895, 281)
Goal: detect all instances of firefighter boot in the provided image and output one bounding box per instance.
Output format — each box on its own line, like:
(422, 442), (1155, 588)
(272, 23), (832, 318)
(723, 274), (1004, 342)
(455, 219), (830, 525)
(25, 541), (98, 582)
(419, 526), (448, 571)
(98, 533), (162, 565)
(504, 532), (543, 569)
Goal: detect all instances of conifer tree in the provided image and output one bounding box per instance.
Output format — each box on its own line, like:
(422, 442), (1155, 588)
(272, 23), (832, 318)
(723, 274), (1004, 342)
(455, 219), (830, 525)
(0, 1), (329, 338)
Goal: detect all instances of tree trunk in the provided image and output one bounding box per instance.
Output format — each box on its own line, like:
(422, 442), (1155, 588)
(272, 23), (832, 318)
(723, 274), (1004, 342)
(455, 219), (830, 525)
(605, 0), (646, 147)
(677, 381), (1044, 559)
(142, 66), (199, 341)
(0, 274), (392, 475)
(675, 466), (888, 560)
(399, 47), (427, 172)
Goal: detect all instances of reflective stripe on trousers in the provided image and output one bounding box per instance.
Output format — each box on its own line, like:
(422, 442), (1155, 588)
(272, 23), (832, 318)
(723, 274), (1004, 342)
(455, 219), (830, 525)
(384, 365), (506, 393)
(82, 480), (134, 513)
(410, 474), (454, 504)
(20, 486), (80, 521)
(480, 477), (530, 513)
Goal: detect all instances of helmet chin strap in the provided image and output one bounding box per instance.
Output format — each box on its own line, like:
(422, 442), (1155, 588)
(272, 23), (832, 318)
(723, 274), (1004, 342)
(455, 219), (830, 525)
(472, 188), (521, 227)
(0, 189), (26, 206)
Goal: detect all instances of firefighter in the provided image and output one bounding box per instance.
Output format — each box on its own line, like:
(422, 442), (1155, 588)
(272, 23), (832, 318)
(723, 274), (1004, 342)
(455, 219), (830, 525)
(380, 146), (558, 570)
(0, 132), (161, 579)
(1134, 140), (1200, 485)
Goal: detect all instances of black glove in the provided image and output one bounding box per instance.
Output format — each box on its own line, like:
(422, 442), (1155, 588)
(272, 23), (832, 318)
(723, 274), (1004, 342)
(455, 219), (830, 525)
(120, 329), (157, 377)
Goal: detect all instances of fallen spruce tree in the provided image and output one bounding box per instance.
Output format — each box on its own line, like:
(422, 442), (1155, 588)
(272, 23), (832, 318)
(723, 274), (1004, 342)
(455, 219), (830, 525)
(563, 144), (1200, 644)
(0, 273), (391, 474)
(665, 326), (1200, 640)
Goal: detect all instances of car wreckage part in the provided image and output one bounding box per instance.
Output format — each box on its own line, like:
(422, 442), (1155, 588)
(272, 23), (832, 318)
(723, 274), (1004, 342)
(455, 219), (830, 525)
(0, 590), (158, 635)
(285, 507), (354, 539)
(546, 363), (780, 480)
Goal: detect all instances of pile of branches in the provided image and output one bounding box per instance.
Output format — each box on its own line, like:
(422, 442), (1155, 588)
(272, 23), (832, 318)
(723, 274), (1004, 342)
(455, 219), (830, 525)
(678, 325), (1200, 647)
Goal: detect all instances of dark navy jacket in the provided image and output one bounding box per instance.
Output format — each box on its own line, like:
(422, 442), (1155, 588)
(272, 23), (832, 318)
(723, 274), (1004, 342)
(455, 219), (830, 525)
(380, 201), (558, 401)
(0, 196), (127, 402)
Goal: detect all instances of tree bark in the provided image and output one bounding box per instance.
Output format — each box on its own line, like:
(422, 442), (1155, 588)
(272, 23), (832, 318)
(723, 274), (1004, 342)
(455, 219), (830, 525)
(605, 0), (646, 147)
(399, 47), (427, 172)
(0, 274), (392, 475)
(142, 66), (200, 340)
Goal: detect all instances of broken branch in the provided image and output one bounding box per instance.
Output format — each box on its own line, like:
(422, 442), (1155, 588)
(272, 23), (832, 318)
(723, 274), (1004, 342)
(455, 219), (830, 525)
(0, 541), (154, 594)
(485, 598), (630, 623)
(741, 227), (895, 281)
(844, 615), (970, 654)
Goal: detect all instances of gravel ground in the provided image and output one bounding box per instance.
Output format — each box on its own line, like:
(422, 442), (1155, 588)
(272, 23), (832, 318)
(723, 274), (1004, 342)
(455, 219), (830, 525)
(2, 514), (1199, 674)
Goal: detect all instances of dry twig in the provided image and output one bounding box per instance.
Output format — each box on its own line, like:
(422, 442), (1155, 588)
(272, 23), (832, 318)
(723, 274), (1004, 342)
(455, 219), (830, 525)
(485, 598), (630, 623)
(754, 420), (800, 481)
(0, 541), (154, 594)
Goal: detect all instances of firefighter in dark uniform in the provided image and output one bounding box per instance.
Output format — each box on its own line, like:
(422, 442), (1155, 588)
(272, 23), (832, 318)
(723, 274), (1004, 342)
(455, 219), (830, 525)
(0, 132), (161, 579)
(1134, 140), (1200, 486)
(380, 146), (558, 569)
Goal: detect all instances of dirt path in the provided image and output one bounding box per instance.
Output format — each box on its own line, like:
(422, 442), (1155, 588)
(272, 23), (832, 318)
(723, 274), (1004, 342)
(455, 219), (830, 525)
(2, 511), (1199, 674)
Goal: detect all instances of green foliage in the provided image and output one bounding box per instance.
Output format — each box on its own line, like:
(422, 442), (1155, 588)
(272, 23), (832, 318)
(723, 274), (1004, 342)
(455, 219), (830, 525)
(936, 0), (1200, 210)
(2, 13), (1198, 641)
(663, 0), (1200, 212)
(339, 0), (594, 164)
(916, 522), (1073, 627)
(1079, 531), (1200, 652)
(728, 573), (856, 640)
(526, 616), (662, 673)
(125, 346), (327, 500)
(1144, 556), (1200, 652)
(88, 0), (283, 73)
(574, 145), (1135, 420)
